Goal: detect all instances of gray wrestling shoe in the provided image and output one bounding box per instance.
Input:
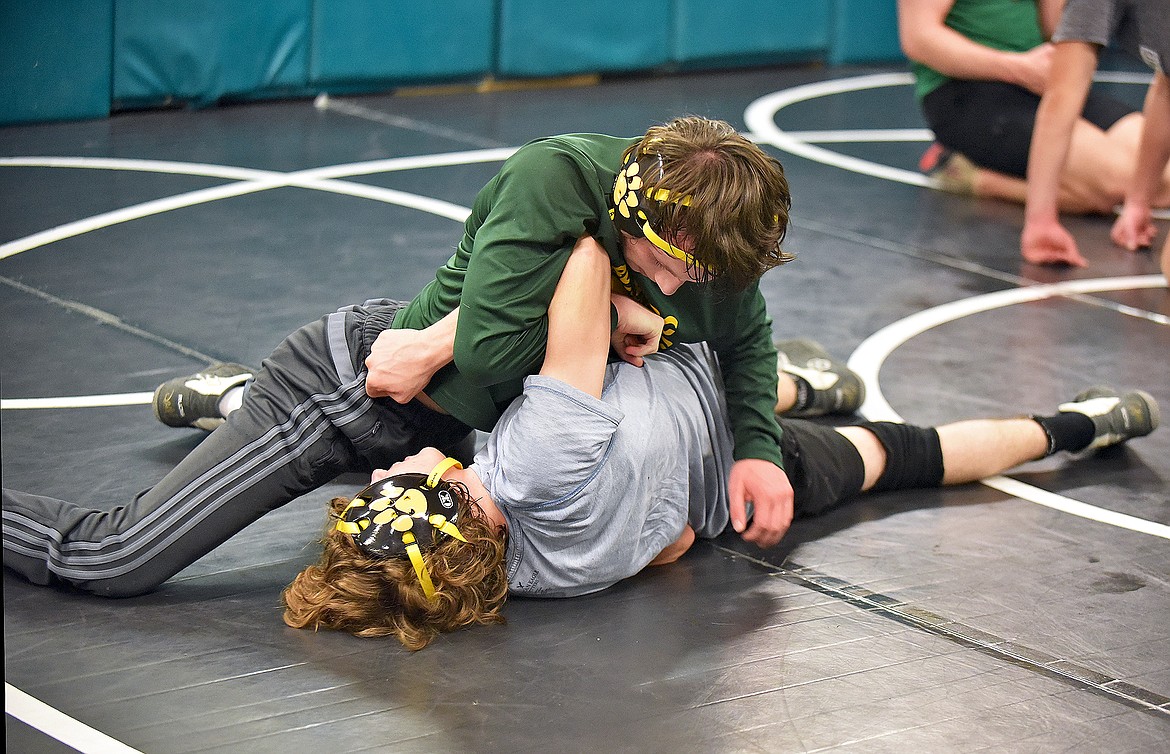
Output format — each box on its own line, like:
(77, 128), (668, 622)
(1059, 386), (1160, 449)
(775, 339), (865, 418)
(153, 363), (254, 431)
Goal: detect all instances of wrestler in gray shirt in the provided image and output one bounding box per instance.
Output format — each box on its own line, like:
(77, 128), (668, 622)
(473, 343), (734, 598)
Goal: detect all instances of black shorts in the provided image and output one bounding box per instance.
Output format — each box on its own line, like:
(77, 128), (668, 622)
(779, 419), (944, 518)
(921, 79), (1135, 177)
(779, 419), (866, 519)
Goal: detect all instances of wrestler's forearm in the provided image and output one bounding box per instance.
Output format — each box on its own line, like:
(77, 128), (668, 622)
(365, 307), (460, 402)
(425, 307), (459, 366)
(1024, 42), (1097, 222)
(540, 236), (612, 398)
(898, 0), (1042, 87)
(1128, 73), (1170, 208)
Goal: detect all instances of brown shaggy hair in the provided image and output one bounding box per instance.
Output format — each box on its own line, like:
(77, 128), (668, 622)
(632, 116), (794, 289)
(282, 484), (509, 651)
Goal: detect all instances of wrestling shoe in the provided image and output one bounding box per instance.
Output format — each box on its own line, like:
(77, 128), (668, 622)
(919, 142), (977, 195)
(153, 363), (254, 431)
(775, 339), (865, 418)
(1058, 386), (1160, 449)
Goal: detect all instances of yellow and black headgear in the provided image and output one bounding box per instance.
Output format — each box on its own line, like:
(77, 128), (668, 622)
(610, 149), (712, 282)
(335, 457), (467, 600)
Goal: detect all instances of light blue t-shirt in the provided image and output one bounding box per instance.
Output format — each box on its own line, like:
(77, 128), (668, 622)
(470, 343), (734, 598)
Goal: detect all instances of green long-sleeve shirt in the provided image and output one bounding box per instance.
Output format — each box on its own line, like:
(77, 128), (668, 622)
(391, 133), (785, 468)
(912, 0), (1046, 101)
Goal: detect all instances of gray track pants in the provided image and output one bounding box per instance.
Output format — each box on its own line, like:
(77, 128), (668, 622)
(2, 302), (472, 597)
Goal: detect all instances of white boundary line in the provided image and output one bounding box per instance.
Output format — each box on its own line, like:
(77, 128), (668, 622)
(2, 393), (153, 409)
(784, 128), (934, 143)
(847, 275), (1170, 540)
(0, 150), (516, 260)
(0, 153), (516, 410)
(5, 683), (144, 754)
(745, 72), (933, 187)
(0, 153), (517, 411)
(1, 80), (1165, 752)
(743, 70), (1158, 192)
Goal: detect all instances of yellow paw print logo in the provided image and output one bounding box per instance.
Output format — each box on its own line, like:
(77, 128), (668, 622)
(613, 160), (643, 220)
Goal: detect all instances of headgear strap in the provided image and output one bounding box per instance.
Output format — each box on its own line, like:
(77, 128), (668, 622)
(610, 149), (710, 280)
(335, 457), (467, 601)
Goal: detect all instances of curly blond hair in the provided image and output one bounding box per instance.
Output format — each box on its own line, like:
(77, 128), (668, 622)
(282, 487), (509, 650)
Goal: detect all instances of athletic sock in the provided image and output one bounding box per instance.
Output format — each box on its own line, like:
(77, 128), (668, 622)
(217, 385), (246, 418)
(1032, 411), (1096, 456)
(790, 375), (813, 413)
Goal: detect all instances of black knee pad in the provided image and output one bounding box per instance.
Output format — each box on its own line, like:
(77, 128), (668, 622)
(858, 421), (944, 493)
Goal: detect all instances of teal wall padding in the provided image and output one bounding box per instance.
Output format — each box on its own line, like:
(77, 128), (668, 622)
(829, 0), (905, 65)
(496, 0), (672, 77)
(311, 0), (495, 85)
(113, 0), (312, 108)
(2, 1), (908, 124)
(0, 0), (114, 124)
(673, 0), (832, 66)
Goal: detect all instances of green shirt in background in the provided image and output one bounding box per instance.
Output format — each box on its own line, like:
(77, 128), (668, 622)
(391, 133), (786, 468)
(912, 0), (1046, 100)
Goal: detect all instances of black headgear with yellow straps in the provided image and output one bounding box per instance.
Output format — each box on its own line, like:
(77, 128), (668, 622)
(335, 457), (467, 600)
(610, 148), (712, 281)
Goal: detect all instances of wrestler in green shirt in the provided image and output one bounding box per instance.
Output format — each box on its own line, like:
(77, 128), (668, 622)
(391, 128), (787, 470)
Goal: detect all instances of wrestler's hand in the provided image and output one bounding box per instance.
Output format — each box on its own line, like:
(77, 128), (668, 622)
(371, 447), (446, 482)
(1021, 216), (1087, 267)
(365, 328), (448, 402)
(1111, 201), (1157, 251)
(728, 458), (794, 549)
(610, 293), (663, 367)
(1014, 43), (1054, 95)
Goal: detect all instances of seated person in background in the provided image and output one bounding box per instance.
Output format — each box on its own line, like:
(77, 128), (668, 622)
(897, 0), (1161, 221)
(1022, 0), (1170, 267)
(283, 238), (1161, 650)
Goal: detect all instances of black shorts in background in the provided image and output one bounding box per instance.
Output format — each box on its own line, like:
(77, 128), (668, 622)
(921, 79), (1135, 177)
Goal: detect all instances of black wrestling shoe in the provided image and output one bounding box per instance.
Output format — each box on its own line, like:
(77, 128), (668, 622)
(1059, 386), (1160, 449)
(152, 363), (254, 431)
(775, 339), (865, 418)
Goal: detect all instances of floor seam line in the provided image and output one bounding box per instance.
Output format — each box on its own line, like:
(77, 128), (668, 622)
(711, 544), (1170, 717)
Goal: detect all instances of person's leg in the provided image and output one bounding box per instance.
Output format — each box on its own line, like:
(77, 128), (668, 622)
(931, 158), (1129, 210)
(835, 386), (1159, 493)
(936, 419), (1048, 483)
(2, 305), (469, 597)
(919, 141), (1030, 201)
(1095, 104), (1170, 208)
(1, 315), (376, 596)
(969, 165), (1029, 204)
(922, 80), (1040, 180)
(775, 419), (867, 519)
(836, 418), (1047, 488)
(776, 372), (797, 413)
(922, 80), (1148, 212)
(1056, 116), (1139, 214)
